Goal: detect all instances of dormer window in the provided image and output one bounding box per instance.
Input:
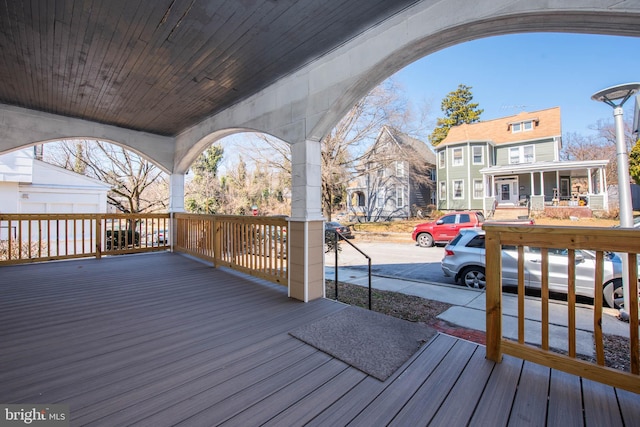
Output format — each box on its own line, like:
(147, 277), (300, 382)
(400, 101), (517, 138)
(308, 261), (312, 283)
(510, 120), (535, 133)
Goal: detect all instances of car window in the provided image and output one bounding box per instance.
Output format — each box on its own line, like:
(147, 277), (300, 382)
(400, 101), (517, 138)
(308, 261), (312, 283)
(459, 214), (470, 223)
(441, 215), (456, 224)
(449, 233), (464, 246)
(465, 235), (485, 248)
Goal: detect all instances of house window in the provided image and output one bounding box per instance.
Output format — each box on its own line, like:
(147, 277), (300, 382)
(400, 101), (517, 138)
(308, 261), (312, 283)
(377, 167), (386, 179)
(473, 179), (483, 199)
(396, 161), (405, 177)
(509, 147), (520, 164)
(523, 145), (534, 163)
(453, 179), (464, 199)
(509, 145), (535, 164)
(472, 146), (483, 165)
(511, 120), (534, 133)
(438, 151), (445, 168)
(439, 181), (446, 200)
(452, 148), (463, 166)
(376, 188), (385, 208)
(396, 186), (404, 207)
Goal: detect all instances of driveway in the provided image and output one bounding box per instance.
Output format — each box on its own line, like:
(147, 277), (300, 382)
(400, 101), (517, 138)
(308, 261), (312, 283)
(324, 241), (455, 285)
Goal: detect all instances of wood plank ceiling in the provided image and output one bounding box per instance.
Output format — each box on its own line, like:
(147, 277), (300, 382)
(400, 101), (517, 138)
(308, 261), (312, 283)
(0, 0), (419, 136)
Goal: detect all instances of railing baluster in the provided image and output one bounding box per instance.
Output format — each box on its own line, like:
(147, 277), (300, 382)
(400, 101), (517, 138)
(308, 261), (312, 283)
(567, 249), (576, 358)
(517, 245), (525, 344)
(541, 247), (549, 351)
(594, 251), (605, 365)
(629, 252), (639, 375)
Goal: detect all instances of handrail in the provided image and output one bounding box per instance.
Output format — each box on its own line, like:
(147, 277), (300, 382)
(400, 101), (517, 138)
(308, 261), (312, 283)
(174, 213), (288, 286)
(329, 230), (372, 310)
(484, 224), (640, 394)
(0, 213), (170, 264)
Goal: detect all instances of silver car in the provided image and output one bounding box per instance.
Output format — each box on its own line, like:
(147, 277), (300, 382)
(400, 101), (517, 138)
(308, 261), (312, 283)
(441, 228), (623, 308)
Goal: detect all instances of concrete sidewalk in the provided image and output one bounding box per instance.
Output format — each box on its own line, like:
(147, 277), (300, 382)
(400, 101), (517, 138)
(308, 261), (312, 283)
(325, 266), (629, 357)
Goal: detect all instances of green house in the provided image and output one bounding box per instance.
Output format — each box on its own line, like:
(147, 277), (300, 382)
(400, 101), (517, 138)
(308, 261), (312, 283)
(435, 107), (609, 216)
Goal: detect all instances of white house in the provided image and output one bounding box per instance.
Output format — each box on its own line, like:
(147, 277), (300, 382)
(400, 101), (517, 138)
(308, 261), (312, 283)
(0, 147), (110, 214)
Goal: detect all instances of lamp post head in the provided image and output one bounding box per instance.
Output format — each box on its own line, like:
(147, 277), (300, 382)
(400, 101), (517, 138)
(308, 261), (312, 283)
(591, 83), (640, 108)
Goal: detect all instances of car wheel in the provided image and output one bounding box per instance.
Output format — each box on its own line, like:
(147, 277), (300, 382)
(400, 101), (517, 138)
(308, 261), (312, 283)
(417, 233), (434, 248)
(603, 278), (623, 309)
(461, 266), (486, 290)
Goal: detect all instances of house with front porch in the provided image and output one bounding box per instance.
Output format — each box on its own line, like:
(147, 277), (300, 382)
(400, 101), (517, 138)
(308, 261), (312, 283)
(435, 107), (609, 217)
(346, 126), (436, 221)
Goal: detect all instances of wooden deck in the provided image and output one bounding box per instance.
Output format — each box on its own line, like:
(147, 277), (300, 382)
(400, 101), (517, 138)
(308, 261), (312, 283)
(1, 252), (639, 426)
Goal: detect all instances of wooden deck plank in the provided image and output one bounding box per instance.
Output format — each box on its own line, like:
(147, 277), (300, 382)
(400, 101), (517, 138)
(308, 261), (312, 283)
(617, 388), (640, 425)
(347, 334), (458, 427)
(82, 344), (331, 426)
(2, 253), (639, 426)
(508, 361), (551, 426)
(547, 369), (584, 427)
(214, 360), (351, 426)
(469, 354), (523, 427)
(582, 378), (624, 426)
(388, 339), (479, 426)
(260, 368), (367, 427)
(426, 344), (495, 426)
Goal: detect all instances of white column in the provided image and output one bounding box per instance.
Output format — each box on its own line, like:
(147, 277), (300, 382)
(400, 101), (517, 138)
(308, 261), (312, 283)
(587, 168), (593, 194)
(169, 173), (185, 213)
(539, 172), (544, 197)
(530, 172), (535, 194)
(290, 139), (324, 221)
(599, 167), (605, 194)
(289, 139), (324, 302)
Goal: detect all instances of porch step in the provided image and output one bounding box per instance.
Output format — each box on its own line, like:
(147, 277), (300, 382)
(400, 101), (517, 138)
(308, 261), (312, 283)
(492, 207), (529, 220)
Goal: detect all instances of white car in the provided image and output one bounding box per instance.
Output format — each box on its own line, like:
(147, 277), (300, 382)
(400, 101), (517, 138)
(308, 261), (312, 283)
(441, 228), (623, 308)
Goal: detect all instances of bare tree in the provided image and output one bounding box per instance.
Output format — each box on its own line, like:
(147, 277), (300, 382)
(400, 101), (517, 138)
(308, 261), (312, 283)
(562, 116), (635, 187)
(240, 78), (420, 220)
(45, 140), (168, 213)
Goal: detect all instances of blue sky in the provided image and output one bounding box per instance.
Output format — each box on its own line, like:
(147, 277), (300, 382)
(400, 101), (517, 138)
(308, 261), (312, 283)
(393, 33), (640, 137)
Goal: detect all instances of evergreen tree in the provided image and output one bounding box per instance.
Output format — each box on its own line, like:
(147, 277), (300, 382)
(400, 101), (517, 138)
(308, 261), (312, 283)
(429, 84), (483, 146)
(629, 138), (640, 185)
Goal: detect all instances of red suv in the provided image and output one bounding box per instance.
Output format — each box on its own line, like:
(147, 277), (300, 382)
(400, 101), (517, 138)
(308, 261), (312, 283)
(411, 211), (484, 247)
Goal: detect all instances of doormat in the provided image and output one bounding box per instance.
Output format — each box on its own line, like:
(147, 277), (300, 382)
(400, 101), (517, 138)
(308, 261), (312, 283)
(289, 306), (437, 381)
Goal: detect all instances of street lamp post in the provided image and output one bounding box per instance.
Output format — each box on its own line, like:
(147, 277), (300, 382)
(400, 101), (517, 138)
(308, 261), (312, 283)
(592, 83), (640, 319)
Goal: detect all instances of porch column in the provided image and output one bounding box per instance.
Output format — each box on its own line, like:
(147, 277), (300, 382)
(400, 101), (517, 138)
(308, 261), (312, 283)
(599, 167), (605, 194)
(289, 139), (324, 302)
(587, 168), (593, 194)
(530, 172), (535, 194)
(169, 173), (185, 251)
(556, 171), (560, 198)
(539, 172), (544, 197)
(169, 173), (185, 213)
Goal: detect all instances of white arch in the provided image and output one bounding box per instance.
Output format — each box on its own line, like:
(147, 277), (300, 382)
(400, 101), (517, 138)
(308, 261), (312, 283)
(0, 104), (175, 173)
(176, 2), (640, 171)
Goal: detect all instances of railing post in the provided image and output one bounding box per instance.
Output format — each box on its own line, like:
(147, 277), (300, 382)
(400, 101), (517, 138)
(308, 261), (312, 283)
(95, 215), (102, 259)
(485, 227), (502, 362)
(213, 216), (221, 267)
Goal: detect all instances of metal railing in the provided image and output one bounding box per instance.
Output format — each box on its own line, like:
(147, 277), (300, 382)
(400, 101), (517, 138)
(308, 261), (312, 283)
(174, 213), (288, 286)
(328, 230), (372, 309)
(0, 213), (170, 264)
(484, 224), (640, 394)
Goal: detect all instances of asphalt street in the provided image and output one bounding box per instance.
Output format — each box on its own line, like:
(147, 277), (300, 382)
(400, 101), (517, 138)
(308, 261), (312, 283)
(324, 240), (454, 285)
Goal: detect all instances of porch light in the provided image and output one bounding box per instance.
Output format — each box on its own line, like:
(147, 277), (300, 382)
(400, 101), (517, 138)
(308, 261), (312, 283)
(592, 82), (640, 320)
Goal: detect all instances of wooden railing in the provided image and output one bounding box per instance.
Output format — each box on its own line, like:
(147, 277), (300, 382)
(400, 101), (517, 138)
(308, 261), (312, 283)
(0, 213), (170, 264)
(174, 213), (288, 286)
(484, 224), (640, 394)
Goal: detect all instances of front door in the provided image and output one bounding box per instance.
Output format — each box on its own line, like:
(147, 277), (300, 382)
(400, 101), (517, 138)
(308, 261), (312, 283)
(495, 179), (519, 205)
